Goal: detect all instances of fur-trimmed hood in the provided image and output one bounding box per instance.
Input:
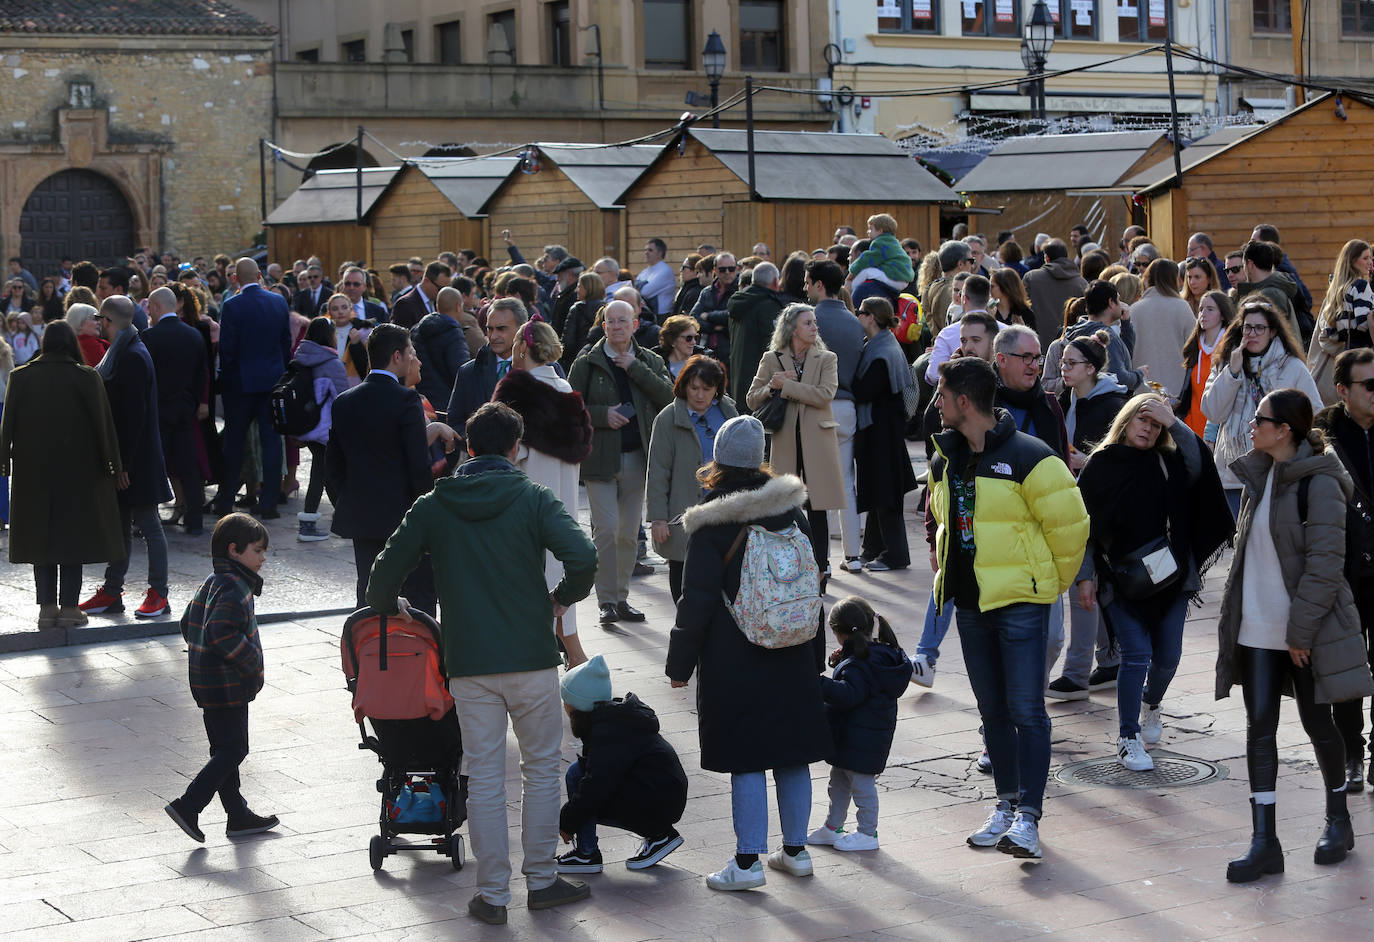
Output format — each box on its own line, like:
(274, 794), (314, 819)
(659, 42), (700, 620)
(491, 367), (594, 465)
(682, 474), (808, 534)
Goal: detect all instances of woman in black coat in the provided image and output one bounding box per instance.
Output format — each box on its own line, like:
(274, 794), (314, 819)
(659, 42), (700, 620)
(666, 416), (830, 893)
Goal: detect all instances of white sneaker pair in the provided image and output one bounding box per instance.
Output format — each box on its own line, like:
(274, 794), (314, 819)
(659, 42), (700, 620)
(966, 801), (1041, 860)
(706, 849), (814, 891)
(806, 824), (878, 851)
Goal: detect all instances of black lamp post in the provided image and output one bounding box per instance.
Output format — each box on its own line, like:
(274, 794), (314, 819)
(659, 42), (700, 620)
(1021, 0), (1055, 121)
(702, 30), (726, 128)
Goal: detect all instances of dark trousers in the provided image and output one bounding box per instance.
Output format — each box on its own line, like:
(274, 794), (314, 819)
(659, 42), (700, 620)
(34, 564), (82, 606)
(806, 508), (830, 570)
(218, 390), (282, 513)
(1238, 644), (1346, 793)
(302, 442), (327, 515)
(669, 559), (685, 605)
(1332, 588), (1374, 760)
(353, 537), (437, 616)
(161, 410), (203, 532)
(861, 506), (910, 568)
(181, 704), (250, 816)
(564, 758), (674, 851)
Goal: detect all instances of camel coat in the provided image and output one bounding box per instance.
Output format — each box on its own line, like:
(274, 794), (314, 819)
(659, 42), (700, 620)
(746, 346), (845, 510)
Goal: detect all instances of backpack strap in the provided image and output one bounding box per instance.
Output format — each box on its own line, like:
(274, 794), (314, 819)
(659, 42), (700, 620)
(1298, 475), (1311, 525)
(723, 526), (751, 567)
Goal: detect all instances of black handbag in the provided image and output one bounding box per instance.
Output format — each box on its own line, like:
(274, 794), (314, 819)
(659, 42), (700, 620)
(752, 352), (788, 432)
(1107, 534), (1181, 601)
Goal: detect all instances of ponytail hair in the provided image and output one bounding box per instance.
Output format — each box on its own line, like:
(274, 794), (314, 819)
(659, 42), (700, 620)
(828, 595), (899, 659)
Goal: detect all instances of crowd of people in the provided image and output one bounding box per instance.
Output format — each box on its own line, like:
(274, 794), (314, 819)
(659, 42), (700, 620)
(2, 212), (1374, 921)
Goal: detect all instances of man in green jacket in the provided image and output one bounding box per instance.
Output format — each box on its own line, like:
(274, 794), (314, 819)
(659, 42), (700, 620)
(366, 402), (598, 926)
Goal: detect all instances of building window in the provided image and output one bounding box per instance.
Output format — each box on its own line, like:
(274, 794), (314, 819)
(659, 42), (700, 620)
(548, 1), (571, 66)
(401, 29), (415, 62)
(962, 0), (1020, 37)
(488, 10), (516, 64)
(877, 0), (939, 33)
(295, 47), (320, 63)
(1343, 0), (1374, 36)
(1053, 0), (1098, 38)
(341, 38), (366, 62)
(740, 0), (784, 72)
(1253, 0), (1290, 32)
(645, 0), (692, 68)
(1117, 0), (1169, 41)
(435, 20), (462, 64)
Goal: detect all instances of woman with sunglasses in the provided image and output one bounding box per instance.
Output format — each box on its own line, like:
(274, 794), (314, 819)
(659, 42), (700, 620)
(1202, 296), (1322, 516)
(658, 315), (711, 380)
(1308, 239), (1374, 405)
(1216, 388), (1374, 883)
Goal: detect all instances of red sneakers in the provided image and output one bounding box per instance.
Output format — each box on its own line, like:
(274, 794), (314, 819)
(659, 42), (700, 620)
(135, 589), (171, 619)
(78, 588), (124, 614)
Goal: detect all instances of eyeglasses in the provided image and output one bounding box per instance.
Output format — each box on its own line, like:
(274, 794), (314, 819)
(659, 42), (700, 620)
(1224, 265), (1243, 275)
(679, 334), (699, 343)
(1240, 323), (1270, 335)
(1252, 412), (1284, 427)
(1060, 357), (1090, 368)
(1344, 378), (1374, 393)
(1003, 351), (1046, 367)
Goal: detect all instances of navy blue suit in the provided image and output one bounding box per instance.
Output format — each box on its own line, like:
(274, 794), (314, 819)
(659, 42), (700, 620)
(142, 313), (208, 532)
(446, 344), (500, 435)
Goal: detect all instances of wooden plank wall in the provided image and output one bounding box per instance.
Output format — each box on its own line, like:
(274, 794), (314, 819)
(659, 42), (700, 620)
(722, 201), (939, 260)
(625, 138), (748, 262)
(484, 164), (597, 263)
(267, 224), (370, 278)
(440, 218), (485, 258)
(369, 167), (453, 265)
(967, 191), (1134, 255)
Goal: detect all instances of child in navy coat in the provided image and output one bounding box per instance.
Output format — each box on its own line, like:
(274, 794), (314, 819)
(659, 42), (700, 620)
(809, 595), (912, 852)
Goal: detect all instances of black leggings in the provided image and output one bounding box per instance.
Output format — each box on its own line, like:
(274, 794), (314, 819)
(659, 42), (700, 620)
(806, 508), (830, 571)
(303, 441), (327, 515)
(669, 560), (684, 605)
(1238, 644), (1346, 793)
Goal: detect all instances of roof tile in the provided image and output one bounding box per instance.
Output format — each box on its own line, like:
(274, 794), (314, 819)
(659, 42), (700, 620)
(0, 1), (275, 37)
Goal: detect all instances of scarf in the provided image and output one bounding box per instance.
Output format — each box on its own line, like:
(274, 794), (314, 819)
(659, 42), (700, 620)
(96, 324), (137, 381)
(855, 329), (914, 430)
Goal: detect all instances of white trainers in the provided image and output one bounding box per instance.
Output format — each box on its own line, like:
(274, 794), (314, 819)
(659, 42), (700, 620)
(910, 653), (935, 689)
(1140, 704), (1164, 745)
(996, 811), (1043, 860)
(766, 848), (814, 876)
(976, 747), (993, 774)
(1118, 734), (1155, 771)
(843, 556), (864, 573)
(833, 830), (879, 852)
(806, 825), (843, 846)
(706, 859), (765, 891)
(967, 800), (1016, 847)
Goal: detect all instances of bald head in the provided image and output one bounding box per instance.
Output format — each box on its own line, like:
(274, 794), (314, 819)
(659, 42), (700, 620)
(101, 295), (135, 334)
(436, 286), (461, 317)
(147, 286), (176, 320)
(234, 257), (261, 286)
(612, 285), (642, 310)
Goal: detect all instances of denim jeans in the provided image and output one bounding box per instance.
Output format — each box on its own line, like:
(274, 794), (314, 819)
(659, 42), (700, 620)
(1045, 595), (1065, 689)
(1104, 591), (1189, 738)
(955, 602), (1052, 818)
(917, 587), (954, 665)
(565, 759), (599, 851)
(103, 502), (169, 597)
(1060, 584), (1119, 687)
(730, 765), (811, 854)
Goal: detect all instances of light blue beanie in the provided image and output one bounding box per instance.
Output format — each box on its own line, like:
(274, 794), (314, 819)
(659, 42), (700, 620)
(560, 654), (613, 712)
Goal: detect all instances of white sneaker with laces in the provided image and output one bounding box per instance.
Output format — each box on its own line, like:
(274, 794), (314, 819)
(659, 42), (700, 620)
(967, 800), (1015, 847)
(1140, 704), (1164, 745)
(843, 556), (864, 573)
(910, 653), (935, 689)
(1118, 734), (1155, 771)
(976, 748), (993, 774)
(807, 825), (843, 846)
(996, 811), (1043, 860)
(706, 859), (765, 891)
(766, 848), (814, 876)
(833, 830), (879, 852)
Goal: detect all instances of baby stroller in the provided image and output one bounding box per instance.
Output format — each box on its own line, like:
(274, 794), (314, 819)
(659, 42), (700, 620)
(339, 607), (467, 871)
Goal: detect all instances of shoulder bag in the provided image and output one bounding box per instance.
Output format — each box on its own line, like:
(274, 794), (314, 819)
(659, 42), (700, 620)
(751, 351), (789, 432)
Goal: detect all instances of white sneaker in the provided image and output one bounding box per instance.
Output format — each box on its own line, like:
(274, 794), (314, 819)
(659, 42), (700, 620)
(996, 811), (1043, 860)
(967, 800), (1016, 847)
(766, 848), (814, 876)
(706, 859), (765, 891)
(833, 830), (879, 852)
(910, 653), (935, 689)
(806, 825), (843, 846)
(1140, 704), (1164, 745)
(1118, 734), (1155, 771)
(843, 556), (864, 573)
(976, 748), (993, 774)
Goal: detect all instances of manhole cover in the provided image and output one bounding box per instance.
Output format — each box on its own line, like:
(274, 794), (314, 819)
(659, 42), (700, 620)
(1054, 751), (1227, 789)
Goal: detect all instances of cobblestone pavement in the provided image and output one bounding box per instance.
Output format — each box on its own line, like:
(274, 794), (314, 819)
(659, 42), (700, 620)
(1, 454), (1372, 940)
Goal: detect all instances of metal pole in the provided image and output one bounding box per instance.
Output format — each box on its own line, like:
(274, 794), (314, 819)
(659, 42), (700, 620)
(1164, 35), (1183, 189)
(745, 75), (757, 199)
(355, 125), (364, 225)
(710, 80), (720, 129)
(258, 138), (267, 224)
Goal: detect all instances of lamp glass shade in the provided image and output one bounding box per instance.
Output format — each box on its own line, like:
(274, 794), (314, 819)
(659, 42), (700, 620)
(1025, 1), (1055, 60)
(1019, 41), (1035, 71)
(702, 30), (726, 81)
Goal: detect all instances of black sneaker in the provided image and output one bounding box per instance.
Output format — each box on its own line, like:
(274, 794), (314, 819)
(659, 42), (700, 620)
(632, 561), (655, 576)
(527, 875), (591, 910)
(1088, 665), (1119, 690)
(468, 893), (507, 925)
(626, 828), (683, 870)
(165, 799), (205, 843)
(1045, 676), (1090, 701)
(556, 846), (604, 873)
(226, 810), (280, 837)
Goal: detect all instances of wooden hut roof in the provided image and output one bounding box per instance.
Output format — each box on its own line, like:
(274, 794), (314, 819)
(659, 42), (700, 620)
(639, 128), (958, 204)
(520, 144), (661, 210)
(1118, 125), (1262, 190)
(956, 130), (1167, 193)
(410, 156), (522, 217)
(265, 167), (401, 226)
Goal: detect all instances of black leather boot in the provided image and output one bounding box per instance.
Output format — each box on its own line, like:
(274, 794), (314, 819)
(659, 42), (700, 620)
(1314, 789), (1355, 866)
(1226, 799), (1284, 883)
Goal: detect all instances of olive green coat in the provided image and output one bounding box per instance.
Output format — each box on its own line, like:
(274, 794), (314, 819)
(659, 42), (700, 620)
(646, 396), (739, 561)
(567, 339), (674, 481)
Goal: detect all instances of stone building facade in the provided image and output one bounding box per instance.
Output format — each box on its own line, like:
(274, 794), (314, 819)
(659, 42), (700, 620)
(0, 2), (275, 280)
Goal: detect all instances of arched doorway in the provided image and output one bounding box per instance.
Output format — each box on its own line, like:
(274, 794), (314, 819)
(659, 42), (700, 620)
(304, 143), (378, 181)
(19, 169), (135, 278)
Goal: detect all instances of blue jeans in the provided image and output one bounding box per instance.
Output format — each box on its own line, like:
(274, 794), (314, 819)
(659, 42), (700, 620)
(731, 765), (811, 854)
(956, 602), (1052, 818)
(1104, 591), (1189, 738)
(565, 760), (599, 851)
(917, 587), (954, 664)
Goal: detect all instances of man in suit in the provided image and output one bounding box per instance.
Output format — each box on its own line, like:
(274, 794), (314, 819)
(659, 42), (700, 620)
(339, 266), (389, 323)
(327, 324), (450, 614)
(215, 258), (293, 519)
(447, 297), (525, 435)
(293, 263), (328, 317)
(140, 287), (207, 536)
(391, 261), (452, 329)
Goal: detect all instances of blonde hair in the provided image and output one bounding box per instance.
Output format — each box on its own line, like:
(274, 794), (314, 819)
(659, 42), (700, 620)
(1096, 393), (1177, 454)
(867, 213), (898, 235)
(1319, 239), (1372, 331)
(1110, 272), (1143, 305)
(520, 319), (563, 365)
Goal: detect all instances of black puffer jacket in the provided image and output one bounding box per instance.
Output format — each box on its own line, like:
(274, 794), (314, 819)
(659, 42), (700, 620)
(822, 641), (912, 775)
(410, 312), (471, 407)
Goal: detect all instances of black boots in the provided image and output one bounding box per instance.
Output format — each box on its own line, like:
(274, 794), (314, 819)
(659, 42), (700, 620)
(1314, 789), (1355, 866)
(1227, 799), (1284, 883)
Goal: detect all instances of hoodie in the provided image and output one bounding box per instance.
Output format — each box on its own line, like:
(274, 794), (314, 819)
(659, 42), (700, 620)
(365, 455), (598, 677)
(821, 641), (914, 774)
(1058, 374), (1128, 454)
(1024, 256), (1088, 351)
(1237, 270), (1302, 340)
(1066, 318), (1142, 392)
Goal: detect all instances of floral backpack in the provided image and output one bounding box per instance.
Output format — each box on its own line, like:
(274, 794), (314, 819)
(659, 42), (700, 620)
(722, 523), (822, 649)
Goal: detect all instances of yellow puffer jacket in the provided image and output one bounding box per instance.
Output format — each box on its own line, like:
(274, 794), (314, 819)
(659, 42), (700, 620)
(930, 410), (1088, 612)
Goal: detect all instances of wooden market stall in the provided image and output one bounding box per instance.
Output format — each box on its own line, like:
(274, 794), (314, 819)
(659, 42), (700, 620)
(264, 167), (398, 275)
(367, 155), (518, 266)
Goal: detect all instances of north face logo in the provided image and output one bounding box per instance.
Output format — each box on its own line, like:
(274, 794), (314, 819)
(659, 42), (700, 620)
(991, 461), (1013, 476)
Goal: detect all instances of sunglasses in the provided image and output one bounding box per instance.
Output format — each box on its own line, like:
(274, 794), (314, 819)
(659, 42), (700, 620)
(1344, 378), (1374, 393)
(679, 334), (699, 343)
(716, 266), (737, 273)
(1252, 412), (1284, 427)
(1224, 265), (1243, 275)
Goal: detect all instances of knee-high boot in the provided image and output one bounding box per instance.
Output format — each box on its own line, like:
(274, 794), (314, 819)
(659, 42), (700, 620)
(1226, 799), (1284, 883)
(1314, 789), (1354, 866)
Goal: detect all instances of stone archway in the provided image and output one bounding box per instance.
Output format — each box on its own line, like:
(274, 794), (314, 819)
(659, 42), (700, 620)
(19, 169), (137, 277)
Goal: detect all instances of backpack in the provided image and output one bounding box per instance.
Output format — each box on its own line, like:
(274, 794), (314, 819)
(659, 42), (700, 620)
(721, 523), (822, 649)
(270, 362), (322, 437)
(893, 293), (932, 357)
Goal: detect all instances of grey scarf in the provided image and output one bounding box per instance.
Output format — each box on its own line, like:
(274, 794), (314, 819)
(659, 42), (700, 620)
(855, 329), (913, 430)
(96, 324), (137, 381)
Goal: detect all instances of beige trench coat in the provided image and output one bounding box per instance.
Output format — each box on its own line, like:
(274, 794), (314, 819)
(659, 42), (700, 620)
(746, 346), (845, 510)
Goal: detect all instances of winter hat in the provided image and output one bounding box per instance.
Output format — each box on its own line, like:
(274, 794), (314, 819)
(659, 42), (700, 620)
(560, 654), (612, 712)
(713, 415), (765, 469)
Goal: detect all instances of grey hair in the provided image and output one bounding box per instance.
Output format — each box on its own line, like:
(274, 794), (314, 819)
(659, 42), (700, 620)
(752, 261), (779, 287)
(65, 302), (98, 334)
(1132, 243), (1161, 264)
(963, 235), (987, 249)
(768, 302), (830, 354)
(594, 256), (621, 273)
(488, 296), (529, 325)
(543, 244), (569, 261)
(993, 323), (1038, 356)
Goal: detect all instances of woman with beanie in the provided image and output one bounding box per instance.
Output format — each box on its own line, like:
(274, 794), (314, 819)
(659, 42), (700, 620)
(666, 415), (830, 892)
(556, 655), (689, 874)
(1217, 388), (1374, 882)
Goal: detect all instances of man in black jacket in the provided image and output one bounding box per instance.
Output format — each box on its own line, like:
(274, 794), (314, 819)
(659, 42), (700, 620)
(412, 286), (471, 407)
(327, 324), (446, 613)
(447, 298), (526, 435)
(141, 287), (207, 536)
(391, 261), (451, 329)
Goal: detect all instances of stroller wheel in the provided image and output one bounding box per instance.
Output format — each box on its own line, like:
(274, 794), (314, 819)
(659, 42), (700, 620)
(369, 835), (386, 871)
(449, 833), (465, 871)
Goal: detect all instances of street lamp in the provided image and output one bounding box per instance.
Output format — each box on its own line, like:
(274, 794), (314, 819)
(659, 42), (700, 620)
(1021, 0), (1056, 121)
(702, 30), (726, 128)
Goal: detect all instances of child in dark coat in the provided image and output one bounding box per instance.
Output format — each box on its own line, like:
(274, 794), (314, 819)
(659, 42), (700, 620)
(556, 655), (690, 873)
(164, 513), (278, 843)
(809, 596), (912, 852)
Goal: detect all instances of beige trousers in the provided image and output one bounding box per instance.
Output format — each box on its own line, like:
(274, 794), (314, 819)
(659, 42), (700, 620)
(583, 446), (647, 605)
